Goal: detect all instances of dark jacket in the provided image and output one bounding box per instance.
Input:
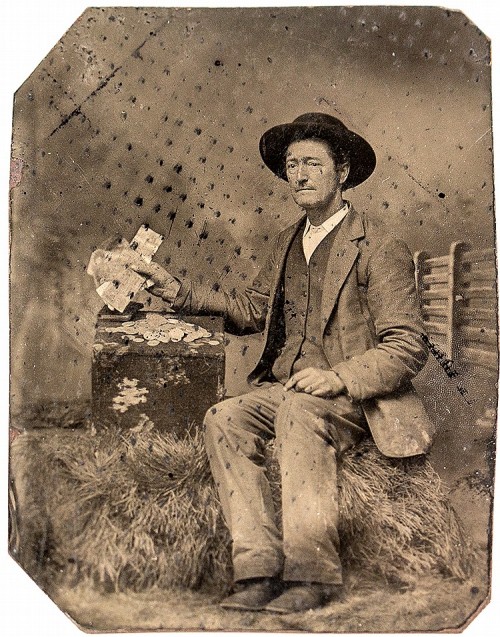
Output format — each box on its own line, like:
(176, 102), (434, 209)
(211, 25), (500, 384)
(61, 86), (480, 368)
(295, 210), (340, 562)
(173, 206), (435, 457)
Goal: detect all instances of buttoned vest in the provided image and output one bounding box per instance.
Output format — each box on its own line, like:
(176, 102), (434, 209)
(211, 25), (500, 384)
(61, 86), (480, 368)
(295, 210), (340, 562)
(272, 222), (341, 382)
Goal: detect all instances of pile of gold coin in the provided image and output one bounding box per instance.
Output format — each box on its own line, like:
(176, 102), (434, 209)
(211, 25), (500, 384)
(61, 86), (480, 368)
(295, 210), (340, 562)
(102, 313), (222, 348)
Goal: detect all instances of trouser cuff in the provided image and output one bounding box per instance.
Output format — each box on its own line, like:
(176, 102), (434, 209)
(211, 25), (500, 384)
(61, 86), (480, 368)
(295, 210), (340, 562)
(283, 561), (343, 585)
(233, 551), (284, 583)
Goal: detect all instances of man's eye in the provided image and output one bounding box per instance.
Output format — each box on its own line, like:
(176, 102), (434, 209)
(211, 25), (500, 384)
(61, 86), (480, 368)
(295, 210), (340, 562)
(308, 161), (321, 167)
(286, 163), (297, 170)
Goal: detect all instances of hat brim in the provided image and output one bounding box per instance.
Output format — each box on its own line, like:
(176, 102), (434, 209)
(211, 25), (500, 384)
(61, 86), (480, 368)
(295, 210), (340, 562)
(259, 121), (376, 189)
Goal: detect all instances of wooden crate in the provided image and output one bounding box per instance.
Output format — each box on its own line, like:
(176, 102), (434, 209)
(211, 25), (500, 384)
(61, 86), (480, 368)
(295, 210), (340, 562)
(92, 312), (225, 435)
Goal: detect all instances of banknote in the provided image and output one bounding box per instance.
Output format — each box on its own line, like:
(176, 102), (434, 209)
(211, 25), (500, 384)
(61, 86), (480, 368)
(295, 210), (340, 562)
(90, 226), (164, 312)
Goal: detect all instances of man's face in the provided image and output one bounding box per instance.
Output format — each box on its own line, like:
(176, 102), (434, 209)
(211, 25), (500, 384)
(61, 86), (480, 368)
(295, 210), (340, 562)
(285, 139), (349, 210)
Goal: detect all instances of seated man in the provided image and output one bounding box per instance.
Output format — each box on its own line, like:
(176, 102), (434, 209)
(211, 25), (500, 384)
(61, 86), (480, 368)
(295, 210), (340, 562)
(117, 113), (435, 613)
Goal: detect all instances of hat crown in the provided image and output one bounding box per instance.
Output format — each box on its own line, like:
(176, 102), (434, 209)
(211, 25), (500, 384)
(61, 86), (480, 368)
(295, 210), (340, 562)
(292, 112), (348, 132)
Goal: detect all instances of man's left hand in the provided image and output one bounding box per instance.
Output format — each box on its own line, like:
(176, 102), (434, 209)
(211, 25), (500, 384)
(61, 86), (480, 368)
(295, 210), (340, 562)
(284, 367), (346, 397)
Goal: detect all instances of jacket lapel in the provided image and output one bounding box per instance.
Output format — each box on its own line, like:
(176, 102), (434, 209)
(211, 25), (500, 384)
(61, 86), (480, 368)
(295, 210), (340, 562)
(320, 206), (365, 328)
(266, 216), (305, 323)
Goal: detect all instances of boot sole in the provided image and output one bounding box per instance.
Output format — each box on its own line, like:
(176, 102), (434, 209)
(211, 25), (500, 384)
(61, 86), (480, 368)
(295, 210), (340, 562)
(220, 601), (268, 611)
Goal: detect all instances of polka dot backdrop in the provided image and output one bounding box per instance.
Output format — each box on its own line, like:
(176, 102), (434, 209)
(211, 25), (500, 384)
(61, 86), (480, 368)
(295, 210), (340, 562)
(10, 6), (493, 411)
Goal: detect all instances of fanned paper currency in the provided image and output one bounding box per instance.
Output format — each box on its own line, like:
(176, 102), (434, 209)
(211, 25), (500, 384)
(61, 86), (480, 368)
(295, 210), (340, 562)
(129, 225), (164, 263)
(96, 269), (147, 313)
(88, 225), (164, 312)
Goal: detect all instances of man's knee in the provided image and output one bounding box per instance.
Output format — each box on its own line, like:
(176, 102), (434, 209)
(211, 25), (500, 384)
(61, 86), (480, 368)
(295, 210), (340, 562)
(203, 396), (240, 428)
(204, 399), (233, 444)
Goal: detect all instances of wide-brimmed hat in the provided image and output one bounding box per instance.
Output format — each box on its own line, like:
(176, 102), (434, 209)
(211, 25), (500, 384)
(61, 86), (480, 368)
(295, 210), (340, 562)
(259, 112), (376, 189)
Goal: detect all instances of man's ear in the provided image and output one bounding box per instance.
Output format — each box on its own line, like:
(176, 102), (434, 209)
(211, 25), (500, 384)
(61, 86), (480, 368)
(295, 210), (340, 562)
(339, 162), (350, 185)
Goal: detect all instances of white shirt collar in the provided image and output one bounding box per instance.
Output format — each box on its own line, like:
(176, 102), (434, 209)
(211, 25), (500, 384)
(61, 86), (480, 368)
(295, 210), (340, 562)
(304, 202), (350, 236)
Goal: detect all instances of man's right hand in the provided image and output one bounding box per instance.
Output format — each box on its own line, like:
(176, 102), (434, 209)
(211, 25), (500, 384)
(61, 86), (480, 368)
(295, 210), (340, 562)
(128, 259), (181, 303)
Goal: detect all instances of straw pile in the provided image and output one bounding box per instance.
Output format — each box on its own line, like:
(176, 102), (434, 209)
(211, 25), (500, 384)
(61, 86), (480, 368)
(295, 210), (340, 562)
(10, 419), (476, 593)
(11, 423), (231, 592)
(337, 442), (476, 586)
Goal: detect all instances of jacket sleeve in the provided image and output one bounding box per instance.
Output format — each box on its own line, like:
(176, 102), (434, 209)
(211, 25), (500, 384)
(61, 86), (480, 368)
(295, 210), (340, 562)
(332, 238), (428, 401)
(169, 235), (281, 335)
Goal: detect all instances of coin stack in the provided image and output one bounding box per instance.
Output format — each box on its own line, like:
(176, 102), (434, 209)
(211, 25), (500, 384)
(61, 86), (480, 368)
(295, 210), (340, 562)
(101, 313), (222, 352)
